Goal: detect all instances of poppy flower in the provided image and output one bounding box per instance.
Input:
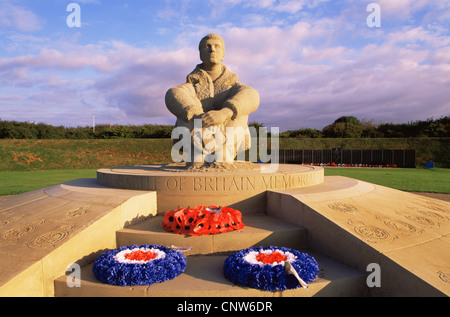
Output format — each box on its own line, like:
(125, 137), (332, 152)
(223, 207), (244, 230)
(197, 207), (216, 222)
(191, 214), (212, 235)
(181, 210), (199, 235)
(192, 205), (205, 211)
(162, 209), (176, 231)
(211, 211), (229, 233)
(170, 208), (185, 234)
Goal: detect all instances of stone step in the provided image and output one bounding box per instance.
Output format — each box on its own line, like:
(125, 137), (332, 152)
(116, 215), (308, 256)
(54, 252), (367, 297)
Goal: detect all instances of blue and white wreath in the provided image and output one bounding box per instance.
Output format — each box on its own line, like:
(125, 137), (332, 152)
(223, 246), (319, 292)
(92, 244), (187, 286)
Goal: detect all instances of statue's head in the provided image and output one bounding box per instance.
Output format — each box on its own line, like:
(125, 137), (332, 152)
(199, 33), (225, 66)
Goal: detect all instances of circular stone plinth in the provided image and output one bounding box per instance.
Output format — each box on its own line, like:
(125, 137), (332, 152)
(97, 163), (323, 213)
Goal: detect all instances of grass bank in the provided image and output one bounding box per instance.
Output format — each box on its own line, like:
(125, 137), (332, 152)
(0, 139), (173, 171)
(1, 137), (448, 171)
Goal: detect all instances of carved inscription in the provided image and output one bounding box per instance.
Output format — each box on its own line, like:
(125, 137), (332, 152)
(438, 271), (450, 284)
(376, 215), (418, 235)
(406, 214), (435, 227)
(66, 205), (91, 219)
(193, 176), (256, 192)
(416, 209), (448, 223)
(348, 220), (393, 243)
(164, 177), (186, 191)
(328, 202), (358, 214)
(0, 214), (24, 229)
(403, 203), (449, 227)
(2, 219), (46, 243)
(0, 219), (12, 229)
(27, 224), (75, 249)
(396, 210), (436, 228)
(154, 173), (319, 193)
(416, 200), (450, 215)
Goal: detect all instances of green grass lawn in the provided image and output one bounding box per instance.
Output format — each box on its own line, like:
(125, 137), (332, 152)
(0, 167), (448, 197)
(324, 167), (450, 194)
(0, 169), (98, 196)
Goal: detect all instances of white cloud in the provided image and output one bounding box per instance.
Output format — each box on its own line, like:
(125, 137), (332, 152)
(1, 0), (449, 129)
(0, 0), (42, 31)
(208, 0), (329, 19)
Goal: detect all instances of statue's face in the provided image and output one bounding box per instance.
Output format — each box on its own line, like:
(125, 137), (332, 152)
(199, 38), (224, 66)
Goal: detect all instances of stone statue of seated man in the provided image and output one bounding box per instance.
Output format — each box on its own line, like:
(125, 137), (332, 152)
(165, 33), (260, 165)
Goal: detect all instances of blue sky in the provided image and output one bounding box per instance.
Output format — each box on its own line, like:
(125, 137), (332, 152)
(1, 0), (449, 130)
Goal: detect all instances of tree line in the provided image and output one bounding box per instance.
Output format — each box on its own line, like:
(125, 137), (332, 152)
(0, 116), (449, 139)
(0, 120), (174, 139)
(278, 116), (450, 138)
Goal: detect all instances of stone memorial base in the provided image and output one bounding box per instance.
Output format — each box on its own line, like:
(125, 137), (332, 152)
(97, 163), (324, 214)
(1, 163), (449, 297)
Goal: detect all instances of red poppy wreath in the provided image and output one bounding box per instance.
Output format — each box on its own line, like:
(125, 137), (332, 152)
(162, 206), (244, 236)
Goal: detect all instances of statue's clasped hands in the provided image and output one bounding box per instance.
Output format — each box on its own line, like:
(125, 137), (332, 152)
(201, 108), (233, 128)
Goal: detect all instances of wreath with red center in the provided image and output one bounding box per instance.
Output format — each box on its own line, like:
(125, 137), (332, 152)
(92, 244), (187, 286)
(162, 205), (244, 236)
(224, 246), (319, 291)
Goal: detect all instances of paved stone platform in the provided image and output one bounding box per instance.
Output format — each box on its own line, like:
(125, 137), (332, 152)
(267, 176), (450, 296)
(0, 178), (157, 296)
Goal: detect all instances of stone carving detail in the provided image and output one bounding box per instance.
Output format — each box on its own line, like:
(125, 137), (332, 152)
(66, 205), (91, 219)
(347, 220), (393, 243)
(27, 224), (75, 249)
(0, 214), (25, 229)
(2, 219), (46, 243)
(438, 271), (450, 284)
(395, 209), (436, 228)
(0, 219), (13, 229)
(404, 203), (449, 227)
(328, 202), (358, 214)
(375, 215), (419, 236)
(416, 200), (450, 215)
(416, 209), (448, 223)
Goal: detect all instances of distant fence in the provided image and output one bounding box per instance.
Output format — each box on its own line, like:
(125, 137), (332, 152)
(278, 149), (415, 168)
